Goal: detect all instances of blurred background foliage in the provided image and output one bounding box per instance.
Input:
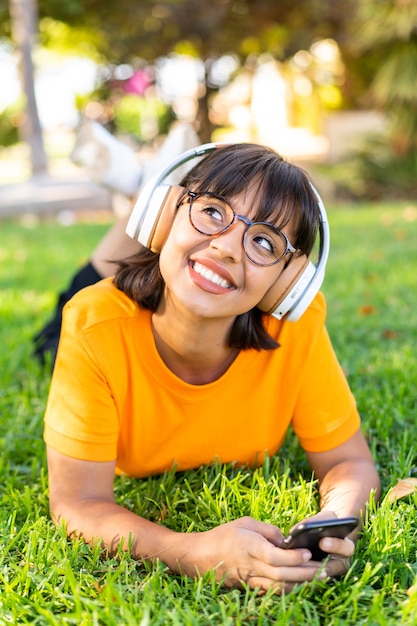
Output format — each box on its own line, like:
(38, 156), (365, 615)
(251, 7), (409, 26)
(0, 0), (416, 198)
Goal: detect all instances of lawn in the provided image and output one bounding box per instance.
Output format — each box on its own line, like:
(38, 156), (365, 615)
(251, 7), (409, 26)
(0, 201), (416, 625)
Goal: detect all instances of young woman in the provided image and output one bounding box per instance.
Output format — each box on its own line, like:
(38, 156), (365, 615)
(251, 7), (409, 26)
(44, 143), (380, 593)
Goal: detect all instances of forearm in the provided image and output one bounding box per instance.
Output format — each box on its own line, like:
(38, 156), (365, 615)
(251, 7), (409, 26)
(51, 498), (184, 570)
(47, 449), (194, 575)
(318, 458), (381, 526)
(51, 497), (329, 589)
(46, 449), (326, 590)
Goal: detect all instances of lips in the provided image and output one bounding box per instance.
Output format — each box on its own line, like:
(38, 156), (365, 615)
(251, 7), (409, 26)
(191, 261), (235, 290)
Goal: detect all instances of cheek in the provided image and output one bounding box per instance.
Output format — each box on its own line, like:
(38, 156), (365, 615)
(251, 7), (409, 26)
(248, 264), (283, 296)
(158, 235), (179, 284)
(158, 216), (196, 279)
(164, 210), (195, 249)
(249, 267), (286, 311)
(159, 215), (185, 259)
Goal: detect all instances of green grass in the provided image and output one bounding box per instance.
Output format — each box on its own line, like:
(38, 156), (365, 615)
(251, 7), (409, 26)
(0, 202), (416, 625)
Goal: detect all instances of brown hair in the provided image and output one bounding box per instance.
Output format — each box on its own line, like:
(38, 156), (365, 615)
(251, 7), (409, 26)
(114, 143), (320, 351)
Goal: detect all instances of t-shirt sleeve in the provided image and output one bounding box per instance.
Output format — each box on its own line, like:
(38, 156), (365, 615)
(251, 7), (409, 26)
(291, 322), (361, 453)
(43, 299), (120, 462)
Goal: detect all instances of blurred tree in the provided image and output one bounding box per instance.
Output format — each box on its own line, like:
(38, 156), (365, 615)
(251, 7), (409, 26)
(19, 0), (357, 140)
(6, 0), (403, 146)
(8, 0), (48, 175)
(31, 0), (353, 58)
(351, 0), (417, 156)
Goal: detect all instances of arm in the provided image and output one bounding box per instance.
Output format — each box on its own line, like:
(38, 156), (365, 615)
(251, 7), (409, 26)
(303, 428), (380, 574)
(47, 446), (326, 592)
(306, 428), (380, 522)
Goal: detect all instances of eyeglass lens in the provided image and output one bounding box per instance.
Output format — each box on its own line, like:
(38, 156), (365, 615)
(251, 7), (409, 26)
(188, 193), (290, 266)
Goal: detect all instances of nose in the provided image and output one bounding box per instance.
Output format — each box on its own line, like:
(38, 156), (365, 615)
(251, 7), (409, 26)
(209, 220), (246, 262)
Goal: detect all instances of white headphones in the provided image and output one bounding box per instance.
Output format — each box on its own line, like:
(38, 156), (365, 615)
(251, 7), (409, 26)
(126, 142), (330, 322)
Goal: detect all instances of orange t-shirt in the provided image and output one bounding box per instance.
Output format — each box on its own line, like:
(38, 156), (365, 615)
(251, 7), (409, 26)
(43, 278), (360, 477)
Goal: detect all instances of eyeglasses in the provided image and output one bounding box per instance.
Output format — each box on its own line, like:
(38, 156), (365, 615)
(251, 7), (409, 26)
(184, 191), (296, 267)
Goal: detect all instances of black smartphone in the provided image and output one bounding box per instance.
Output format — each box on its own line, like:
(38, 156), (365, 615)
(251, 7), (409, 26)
(282, 516), (359, 561)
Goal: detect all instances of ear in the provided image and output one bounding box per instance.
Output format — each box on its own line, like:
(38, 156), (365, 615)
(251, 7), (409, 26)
(257, 254), (313, 319)
(127, 184), (186, 253)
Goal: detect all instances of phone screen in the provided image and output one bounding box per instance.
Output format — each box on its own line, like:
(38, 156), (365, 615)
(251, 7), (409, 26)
(283, 516), (359, 560)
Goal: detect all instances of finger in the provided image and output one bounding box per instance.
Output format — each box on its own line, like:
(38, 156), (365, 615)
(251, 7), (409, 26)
(319, 536), (355, 557)
(239, 573), (315, 594)
(226, 576), (288, 594)
(289, 510), (338, 533)
(237, 517), (285, 546)
(323, 555), (352, 578)
(249, 540), (313, 568)
(244, 577), (293, 594)
(253, 563), (327, 586)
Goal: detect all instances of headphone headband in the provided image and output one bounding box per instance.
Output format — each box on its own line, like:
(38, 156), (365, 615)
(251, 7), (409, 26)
(150, 142), (219, 186)
(126, 142), (330, 321)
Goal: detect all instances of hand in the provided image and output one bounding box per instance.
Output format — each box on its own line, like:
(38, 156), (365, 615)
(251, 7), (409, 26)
(168, 516), (326, 593)
(295, 511), (356, 578)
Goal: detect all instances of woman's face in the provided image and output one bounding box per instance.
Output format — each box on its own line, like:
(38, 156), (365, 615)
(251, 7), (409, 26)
(158, 182), (296, 321)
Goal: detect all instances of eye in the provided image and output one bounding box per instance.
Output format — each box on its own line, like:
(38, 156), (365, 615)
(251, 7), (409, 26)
(202, 203), (225, 222)
(252, 233), (276, 253)
(193, 196), (230, 226)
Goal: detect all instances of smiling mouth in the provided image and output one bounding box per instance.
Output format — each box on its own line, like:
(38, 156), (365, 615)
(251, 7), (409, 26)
(191, 261), (234, 289)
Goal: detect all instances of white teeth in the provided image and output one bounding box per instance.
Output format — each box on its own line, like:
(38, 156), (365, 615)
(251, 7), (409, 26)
(193, 262), (232, 289)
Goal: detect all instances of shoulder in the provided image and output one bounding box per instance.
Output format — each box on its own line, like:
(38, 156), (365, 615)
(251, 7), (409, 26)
(63, 277), (139, 332)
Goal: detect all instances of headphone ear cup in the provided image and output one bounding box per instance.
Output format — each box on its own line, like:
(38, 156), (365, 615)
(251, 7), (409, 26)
(257, 254), (314, 319)
(126, 184), (185, 253)
(143, 185), (186, 252)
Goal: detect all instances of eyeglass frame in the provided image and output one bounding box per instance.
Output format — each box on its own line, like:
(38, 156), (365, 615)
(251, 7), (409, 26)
(181, 190), (297, 267)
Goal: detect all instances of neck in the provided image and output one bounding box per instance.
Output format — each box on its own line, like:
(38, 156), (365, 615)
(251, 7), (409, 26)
(151, 306), (239, 385)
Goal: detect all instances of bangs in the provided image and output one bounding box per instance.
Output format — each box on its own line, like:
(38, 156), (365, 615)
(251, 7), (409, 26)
(180, 143), (319, 256)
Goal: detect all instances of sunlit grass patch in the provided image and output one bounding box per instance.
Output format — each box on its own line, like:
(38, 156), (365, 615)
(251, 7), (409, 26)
(0, 202), (416, 624)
